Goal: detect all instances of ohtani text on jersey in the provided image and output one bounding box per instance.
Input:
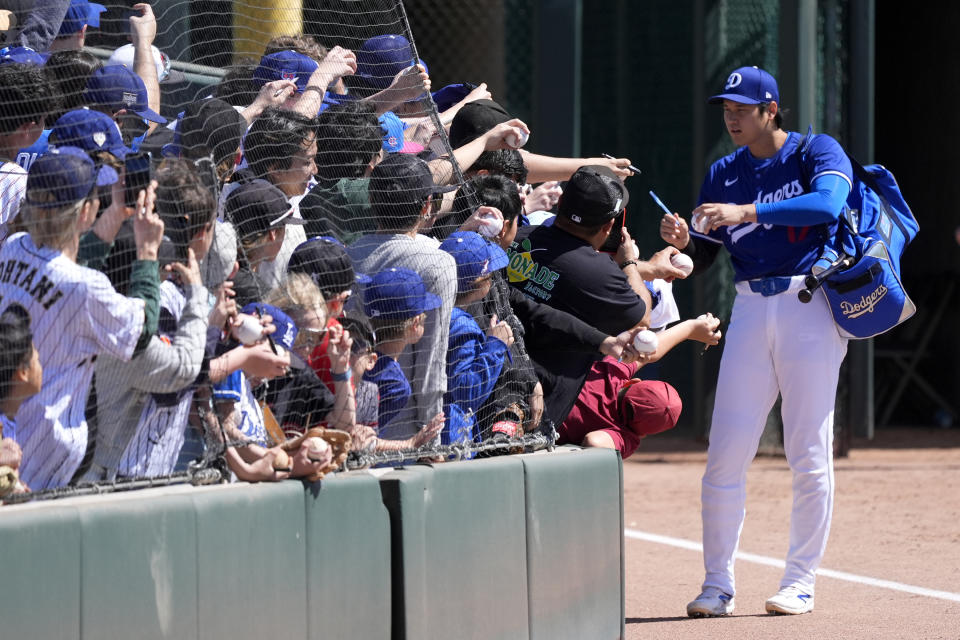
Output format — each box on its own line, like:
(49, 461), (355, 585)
(0, 259), (65, 309)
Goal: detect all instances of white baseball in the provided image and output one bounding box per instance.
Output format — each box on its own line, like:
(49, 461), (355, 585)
(305, 437), (330, 461)
(477, 210), (503, 238)
(234, 314), (263, 345)
(507, 129), (529, 149)
(632, 329), (658, 354)
(691, 212), (709, 234)
(670, 252), (693, 276)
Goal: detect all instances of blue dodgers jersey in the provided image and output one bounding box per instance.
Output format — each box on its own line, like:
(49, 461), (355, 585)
(694, 131), (852, 281)
(15, 130), (50, 171)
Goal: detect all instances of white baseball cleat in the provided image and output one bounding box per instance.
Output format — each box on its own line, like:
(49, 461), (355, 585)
(765, 586), (814, 615)
(686, 587), (735, 617)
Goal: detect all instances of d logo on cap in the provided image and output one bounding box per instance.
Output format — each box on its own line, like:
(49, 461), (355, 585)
(724, 72), (743, 90)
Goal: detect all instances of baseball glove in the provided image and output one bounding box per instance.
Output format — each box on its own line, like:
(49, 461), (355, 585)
(281, 427), (352, 482)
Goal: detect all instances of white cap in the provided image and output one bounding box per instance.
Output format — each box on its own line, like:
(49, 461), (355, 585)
(107, 43), (185, 84)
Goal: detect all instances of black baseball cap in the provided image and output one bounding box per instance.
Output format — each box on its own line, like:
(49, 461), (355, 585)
(557, 165), (630, 226)
(368, 153), (457, 207)
(448, 99), (512, 148)
(178, 98), (246, 168)
(224, 179), (304, 240)
(287, 236), (371, 297)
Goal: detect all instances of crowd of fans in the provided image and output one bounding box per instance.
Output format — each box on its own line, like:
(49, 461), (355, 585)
(0, 0), (722, 500)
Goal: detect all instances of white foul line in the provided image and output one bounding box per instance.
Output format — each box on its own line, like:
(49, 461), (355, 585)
(624, 528), (960, 603)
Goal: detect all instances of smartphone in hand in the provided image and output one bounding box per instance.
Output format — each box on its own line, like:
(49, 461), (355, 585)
(599, 209), (627, 254)
(123, 151), (152, 208)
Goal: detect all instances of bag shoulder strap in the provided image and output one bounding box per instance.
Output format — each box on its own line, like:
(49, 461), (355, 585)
(845, 155), (911, 240)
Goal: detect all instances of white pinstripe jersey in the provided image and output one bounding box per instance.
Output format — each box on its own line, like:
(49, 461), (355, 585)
(0, 232), (144, 489)
(118, 281), (194, 478)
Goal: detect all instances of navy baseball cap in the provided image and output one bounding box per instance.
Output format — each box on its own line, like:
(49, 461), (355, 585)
(58, 0), (106, 36)
(83, 65), (167, 123)
(0, 46), (47, 66)
(439, 231), (509, 294)
(50, 109), (131, 159)
(252, 50), (318, 93)
(363, 267), (442, 320)
(431, 83), (477, 113)
(369, 153), (457, 207)
(708, 66), (780, 105)
(288, 236), (371, 297)
(355, 34), (427, 92)
(224, 179), (304, 240)
(240, 302), (305, 368)
(557, 165), (629, 226)
(24, 146), (117, 208)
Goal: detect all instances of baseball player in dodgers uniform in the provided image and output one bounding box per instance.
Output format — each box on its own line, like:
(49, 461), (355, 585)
(0, 147), (160, 490)
(660, 67), (852, 617)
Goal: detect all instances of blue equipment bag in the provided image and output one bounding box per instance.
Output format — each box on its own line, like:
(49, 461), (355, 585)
(800, 132), (919, 339)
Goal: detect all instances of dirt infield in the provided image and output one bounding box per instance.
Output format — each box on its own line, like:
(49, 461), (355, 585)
(623, 428), (960, 640)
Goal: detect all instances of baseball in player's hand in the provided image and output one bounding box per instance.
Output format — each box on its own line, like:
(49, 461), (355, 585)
(660, 213), (690, 250)
(693, 202), (757, 231)
(133, 181), (164, 261)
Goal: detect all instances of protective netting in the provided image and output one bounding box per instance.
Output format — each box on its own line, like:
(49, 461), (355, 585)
(0, 0), (567, 503)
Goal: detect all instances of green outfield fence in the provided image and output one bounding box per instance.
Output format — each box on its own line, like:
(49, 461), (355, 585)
(1, 446), (624, 640)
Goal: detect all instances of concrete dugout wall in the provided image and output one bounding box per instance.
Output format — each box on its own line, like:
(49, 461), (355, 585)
(0, 447), (623, 639)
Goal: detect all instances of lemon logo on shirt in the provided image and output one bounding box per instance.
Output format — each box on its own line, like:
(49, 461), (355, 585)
(506, 238), (560, 295)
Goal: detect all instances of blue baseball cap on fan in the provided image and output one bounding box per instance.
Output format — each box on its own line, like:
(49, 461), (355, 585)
(439, 231), (509, 294)
(240, 302), (306, 368)
(58, 0), (107, 36)
(0, 46), (47, 66)
(83, 65), (167, 123)
(355, 34), (427, 92)
(252, 50), (318, 93)
(379, 111), (421, 153)
(363, 267), (441, 321)
(24, 146), (117, 208)
(708, 66), (780, 105)
(240, 302), (297, 348)
(50, 109), (131, 159)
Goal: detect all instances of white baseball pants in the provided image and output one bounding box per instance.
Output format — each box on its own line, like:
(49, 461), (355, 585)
(700, 276), (848, 596)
